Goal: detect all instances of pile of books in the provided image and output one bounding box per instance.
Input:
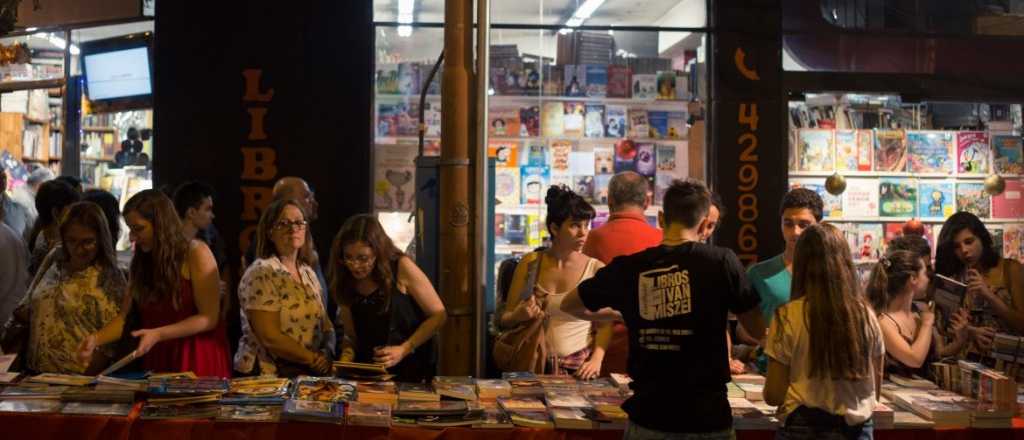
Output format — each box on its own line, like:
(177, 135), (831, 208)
(334, 361), (392, 381)
(346, 401), (392, 427)
(216, 377), (292, 423)
(498, 396), (552, 428)
(729, 397), (777, 430)
(142, 377), (228, 420)
(356, 381), (397, 407)
(432, 376), (477, 401)
(397, 383), (440, 402)
(281, 376), (355, 424)
(476, 379), (512, 400)
(0, 383), (67, 414)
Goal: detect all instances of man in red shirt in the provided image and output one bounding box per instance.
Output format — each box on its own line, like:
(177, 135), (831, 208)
(582, 171), (662, 375)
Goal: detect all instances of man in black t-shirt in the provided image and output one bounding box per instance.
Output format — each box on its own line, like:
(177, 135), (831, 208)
(561, 179), (766, 439)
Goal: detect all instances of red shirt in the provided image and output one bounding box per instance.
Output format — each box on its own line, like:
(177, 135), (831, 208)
(583, 211), (663, 264)
(582, 210), (662, 376)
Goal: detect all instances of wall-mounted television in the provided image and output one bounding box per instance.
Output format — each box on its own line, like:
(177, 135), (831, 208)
(79, 32), (153, 111)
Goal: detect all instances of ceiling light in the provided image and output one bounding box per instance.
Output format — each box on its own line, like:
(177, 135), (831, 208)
(563, 0), (605, 30)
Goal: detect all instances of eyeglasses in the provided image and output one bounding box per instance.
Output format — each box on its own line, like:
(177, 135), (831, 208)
(273, 220), (308, 231)
(342, 255), (375, 267)
(65, 238), (98, 251)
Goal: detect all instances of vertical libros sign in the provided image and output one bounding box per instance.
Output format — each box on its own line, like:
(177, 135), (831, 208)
(711, 1), (786, 264)
(239, 69), (277, 253)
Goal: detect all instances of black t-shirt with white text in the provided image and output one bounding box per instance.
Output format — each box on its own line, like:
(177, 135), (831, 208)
(577, 242), (760, 433)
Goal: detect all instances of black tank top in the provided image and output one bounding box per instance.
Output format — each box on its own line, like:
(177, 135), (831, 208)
(349, 258), (437, 383)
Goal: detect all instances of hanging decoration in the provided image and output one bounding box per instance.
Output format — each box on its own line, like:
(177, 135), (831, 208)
(984, 174), (1007, 196)
(825, 172), (847, 196)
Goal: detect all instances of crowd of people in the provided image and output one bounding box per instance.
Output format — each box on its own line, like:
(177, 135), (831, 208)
(0, 166), (1021, 440)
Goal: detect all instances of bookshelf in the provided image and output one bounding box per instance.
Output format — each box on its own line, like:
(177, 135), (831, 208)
(788, 94), (1024, 264)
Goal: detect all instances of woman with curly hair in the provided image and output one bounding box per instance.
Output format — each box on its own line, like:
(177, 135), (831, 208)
(77, 190), (230, 377)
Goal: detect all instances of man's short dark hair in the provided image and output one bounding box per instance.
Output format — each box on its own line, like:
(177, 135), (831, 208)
(173, 181), (215, 218)
(710, 191), (726, 219)
(55, 175), (82, 193)
(779, 188), (824, 221)
(663, 179), (710, 228)
(888, 234), (931, 262)
(608, 171), (648, 210)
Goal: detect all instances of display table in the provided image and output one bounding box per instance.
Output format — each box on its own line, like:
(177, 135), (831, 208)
(5, 411), (1024, 440)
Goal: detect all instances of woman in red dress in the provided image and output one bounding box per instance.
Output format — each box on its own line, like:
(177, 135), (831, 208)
(78, 190), (230, 377)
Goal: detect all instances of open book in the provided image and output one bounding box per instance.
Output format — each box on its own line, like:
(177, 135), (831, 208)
(932, 274), (967, 330)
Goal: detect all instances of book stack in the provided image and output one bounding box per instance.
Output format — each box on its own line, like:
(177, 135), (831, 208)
(957, 360), (1018, 410)
(991, 333), (1024, 379)
(872, 401), (895, 430)
(0, 384), (68, 400)
(889, 374), (939, 390)
(550, 407), (597, 430)
(147, 376), (229, 395)
(727, 382), (745, 398)
(729, 397), (776, 430)
(94, 376), (147, 392)
(143, 376), (225, 420)
(498, 396), (552, 428)
(392, 400), (470, 419)
(579, 378), (622, 398)
(346, 401), (392, 427)
(609, 373), (633, 392)
(894, 410), (935, 428)
(356, 381), (398, 407)
(62, 401), (135, 417)
(476, 379), (512, 400)
(473, 405), (514, 429)
(217, 405), (282, 423)
(282, 377), (355, 424)
(931, 361), (963, 392)
(220, 377), (291, 405)
(432, 376), (477, 401)
(887, 387), (974, 428)
(397, 383), (440, 402)
(536, 374), (579, 393)
(0, 399), (64, 413)
(334, 361), (392, 381)
(583, 395), (628, 429)
(508, 378), (544, 397)
(735, 382), (764, 401)
(25, 373), (94, 387)
(60, 388), (136, 404)
(415, 403), (486, 428)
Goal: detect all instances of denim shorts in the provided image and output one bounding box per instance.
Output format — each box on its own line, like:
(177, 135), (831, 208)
(624, 422), (736, 440)
(776, 406), (873, 440)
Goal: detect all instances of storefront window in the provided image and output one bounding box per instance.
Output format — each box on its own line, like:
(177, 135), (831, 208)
(0, 33), (66, 178)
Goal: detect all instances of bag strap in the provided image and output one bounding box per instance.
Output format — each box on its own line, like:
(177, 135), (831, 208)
(518, 252), (542, 303)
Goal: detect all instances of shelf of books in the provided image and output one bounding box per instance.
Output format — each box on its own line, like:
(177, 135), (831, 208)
(788, 94), (1024, 265)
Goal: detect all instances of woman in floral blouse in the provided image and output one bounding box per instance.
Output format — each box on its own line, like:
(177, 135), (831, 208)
(234, 199), (334, 377)
(8, 201), (126, 374)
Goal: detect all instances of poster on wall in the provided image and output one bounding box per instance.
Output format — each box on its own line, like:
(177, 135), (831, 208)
(373, 144), (417, 212)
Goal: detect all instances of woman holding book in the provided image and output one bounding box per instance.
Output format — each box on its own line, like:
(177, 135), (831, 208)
(234, 199), (334, 377)
(499, 186), (609, 379)
(764, 224), (884, 440)
(3, 202), (126, 374)
(77, 190), (230, 377)
(867, 250), (970, 379)
(329, 214), (445, 382)
(935, 212), (1024, 356)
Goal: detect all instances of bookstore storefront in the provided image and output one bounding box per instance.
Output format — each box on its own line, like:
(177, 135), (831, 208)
(371, 0), (710, 326)
(0, 17), (153, 251)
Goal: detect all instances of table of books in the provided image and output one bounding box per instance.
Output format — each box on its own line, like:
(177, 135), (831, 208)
(2, 364), (1024, 440)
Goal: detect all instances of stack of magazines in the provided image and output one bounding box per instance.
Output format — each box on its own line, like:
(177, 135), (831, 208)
(142, 377), (228, 420)
(281, 376), (356, 424)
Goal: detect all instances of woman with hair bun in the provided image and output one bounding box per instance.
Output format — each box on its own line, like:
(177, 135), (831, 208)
(499, 185), (608, 378)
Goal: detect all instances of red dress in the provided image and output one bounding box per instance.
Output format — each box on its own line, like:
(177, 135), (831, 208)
(137, 278), (232, 377)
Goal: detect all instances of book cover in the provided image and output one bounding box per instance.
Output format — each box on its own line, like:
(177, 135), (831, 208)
(1004, 226), (1023, 261)
(563, 65), (587, 97)
(648, 111), (669, 139)
(292, 377), (357, 403)
(282, 399), (344, 423)
(635, 143), (656, 177)
(956, 182), (991, 218)
(918, 182), (955, 219)
(489, 67), (512, 96)
(569, 151), (595, 177)
(628, 110), (649, 139)
(541, 102), (565, 137)
(550, 140), (573, 174)
(488, 108), (520, 138)
(604, 105), (627, 138)
(504, 215), (526, 245)
(856, 223), (884, 261)
(993, 135), (1024, 174)
(488, 141), (519, 168)
(606, 65), (631, 98)
(594, 174), (612, 204)
(373, 143), (417, 212)
(543, 64), (564, 96)
(500, 67), (525, 96)
(594, 145), (614, 174)
(498, 396), (547, 411)
(789, 179), (843, 218)
(574, 176), (595, 203)
(519, 105), (541, 137)
(654, 174), (674, 206)
(834, 130), (859, 171)
(396, 102), (418, 136)
(526, 143), (547, 167)
(656, 71), (676, 100)
(521, 166), (550, 205)
(882, 223), (904, 254)
(992, 178), (1022, 219)
(933, 274), (968, 331)
(563, 102), (585, 138)
(797, 129), (835, 171)
(843, 179), (880, 218)
(376, 104), (400, 137)
(217, 405), (282, 422)
(376, 64), (399, 94)
(656, 144), (677, 172)
(667, 112), (687, 140)
(632, 74), (657, 100)
(61, 402), (133, 417)
(585, 64), (607, 97)
(957, 131), (990, 174)
(855, 129), (875, 171)
(423, 101), (442, 137)
(879, 178), (917, 217)
(875, 130), (908, 172)
(584, 104), (606, 138)
(907, 131), (955, 174)
(522, 63), (541, 94)
(614, 139), (637, 173)
(495, 168), (521, 207)
(397, 62), (421, 96)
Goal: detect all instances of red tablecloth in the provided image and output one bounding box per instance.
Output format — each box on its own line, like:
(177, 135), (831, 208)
(6, 411), (1024, 440)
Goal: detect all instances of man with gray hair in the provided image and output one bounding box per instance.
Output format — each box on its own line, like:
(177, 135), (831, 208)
(11, 166), (54, 225)
(0, 168), (34, 239)
(582, 171), (662, 375)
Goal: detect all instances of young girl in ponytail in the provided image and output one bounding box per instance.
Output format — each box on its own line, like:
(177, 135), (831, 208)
(867, 251), (970, 378)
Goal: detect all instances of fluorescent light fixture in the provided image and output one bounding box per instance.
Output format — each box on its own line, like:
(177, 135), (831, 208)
(563, 0), (605, 29)
(34, 32), (79, 55)
(397, 0), (414, 24)
(25, 27), (37, 32)
(397, 25), (412, 37)
(558, 28), (573, 35)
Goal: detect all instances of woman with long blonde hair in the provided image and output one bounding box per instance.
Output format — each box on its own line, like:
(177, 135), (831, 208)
(764, 223), (884, 440)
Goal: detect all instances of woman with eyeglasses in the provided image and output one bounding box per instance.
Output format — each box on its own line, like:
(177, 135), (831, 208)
(3, 202), (127, 374)
(77, 190), (230, 377)
(328, 214), (446, 382)
(234, 199), (334, 377)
